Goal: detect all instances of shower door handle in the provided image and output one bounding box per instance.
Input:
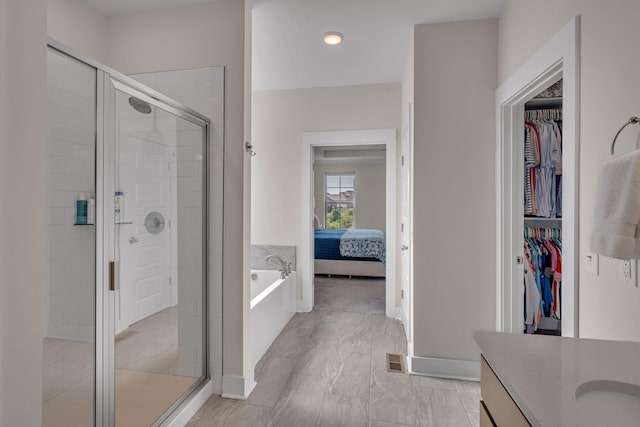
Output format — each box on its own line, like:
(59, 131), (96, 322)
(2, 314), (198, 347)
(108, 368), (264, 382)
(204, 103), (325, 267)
(109, 261), (118, 291)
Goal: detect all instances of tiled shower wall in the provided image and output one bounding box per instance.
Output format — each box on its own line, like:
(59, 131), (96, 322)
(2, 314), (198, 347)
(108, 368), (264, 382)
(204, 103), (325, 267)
(44, 49), (96, 341)
(132, 68), (224, 389)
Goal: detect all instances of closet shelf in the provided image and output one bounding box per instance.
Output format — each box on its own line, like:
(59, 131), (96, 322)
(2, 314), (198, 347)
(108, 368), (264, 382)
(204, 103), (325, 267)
(525, 96), (562, 109)
(524, 217), (562, 227)
(524, 217), (562, 221)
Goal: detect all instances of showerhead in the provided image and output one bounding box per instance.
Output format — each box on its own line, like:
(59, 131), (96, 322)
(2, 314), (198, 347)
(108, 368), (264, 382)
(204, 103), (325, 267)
(128, 96), (152, 114)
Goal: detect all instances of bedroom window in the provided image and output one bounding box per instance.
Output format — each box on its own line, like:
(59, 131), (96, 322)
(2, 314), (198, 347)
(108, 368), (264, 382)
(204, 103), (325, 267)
(325, 173), (355, 229)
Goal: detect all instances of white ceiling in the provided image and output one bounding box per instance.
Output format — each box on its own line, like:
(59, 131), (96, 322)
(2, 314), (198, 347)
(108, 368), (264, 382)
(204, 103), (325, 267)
(252, 0), (505, 91)
(85, 0), (505, 90)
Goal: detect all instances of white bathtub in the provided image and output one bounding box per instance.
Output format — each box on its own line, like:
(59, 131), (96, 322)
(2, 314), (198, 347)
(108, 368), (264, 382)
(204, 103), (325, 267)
(250, 269), (296, 365)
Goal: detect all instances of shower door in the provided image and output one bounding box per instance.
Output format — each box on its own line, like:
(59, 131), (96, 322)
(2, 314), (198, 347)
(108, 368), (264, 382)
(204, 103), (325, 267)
(101, 75), (208, 427)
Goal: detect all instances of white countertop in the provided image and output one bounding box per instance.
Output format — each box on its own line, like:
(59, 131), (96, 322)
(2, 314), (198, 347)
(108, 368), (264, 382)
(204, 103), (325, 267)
(474, 331), (640, 427)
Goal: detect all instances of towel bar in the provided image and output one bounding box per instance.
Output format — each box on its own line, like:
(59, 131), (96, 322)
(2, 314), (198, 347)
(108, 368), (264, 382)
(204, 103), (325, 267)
(610, 116), (640, 155)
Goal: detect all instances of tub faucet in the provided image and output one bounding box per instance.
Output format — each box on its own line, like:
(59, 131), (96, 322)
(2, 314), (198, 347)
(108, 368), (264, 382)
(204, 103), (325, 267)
(265, 254), (288, 278)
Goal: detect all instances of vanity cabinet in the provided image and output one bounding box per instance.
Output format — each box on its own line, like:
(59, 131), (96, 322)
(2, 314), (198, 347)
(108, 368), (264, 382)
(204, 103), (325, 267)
(480, 357), (530, 427)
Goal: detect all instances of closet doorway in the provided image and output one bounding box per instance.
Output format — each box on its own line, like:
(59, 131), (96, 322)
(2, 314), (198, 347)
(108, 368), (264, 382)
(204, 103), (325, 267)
(301, 129), (398, 318)
(495, 17), (580, 337)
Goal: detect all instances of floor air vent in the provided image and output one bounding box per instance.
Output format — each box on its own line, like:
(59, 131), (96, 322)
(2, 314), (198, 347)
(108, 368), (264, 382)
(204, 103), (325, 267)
(386, 353), (405, 373)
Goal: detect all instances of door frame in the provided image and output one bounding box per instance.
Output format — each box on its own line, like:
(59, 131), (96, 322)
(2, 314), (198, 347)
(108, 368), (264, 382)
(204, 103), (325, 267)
(400, 103), (413, 348)
(495, 17), (580, 337)
(301, 128), (398, 318)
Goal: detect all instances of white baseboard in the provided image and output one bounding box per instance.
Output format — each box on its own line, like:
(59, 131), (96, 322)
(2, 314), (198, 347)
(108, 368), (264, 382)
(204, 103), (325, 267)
(389, 306), (401, 320)
(296, 298), (312, 312)
(409, 356), (480, 381)
(164, 380), (213, 427)
(221, 367), (256, 400)
(405, 342), (413, 374)
(209, 377), (222, 395)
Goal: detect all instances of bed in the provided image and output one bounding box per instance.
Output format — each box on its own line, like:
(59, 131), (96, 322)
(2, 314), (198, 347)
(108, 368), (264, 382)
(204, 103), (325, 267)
(314, 228), (386, 278)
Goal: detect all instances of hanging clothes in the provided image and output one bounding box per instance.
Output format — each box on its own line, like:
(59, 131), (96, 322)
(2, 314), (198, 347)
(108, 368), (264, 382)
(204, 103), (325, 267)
(524, 111), (563, 218)
(523, 227), (562, 333)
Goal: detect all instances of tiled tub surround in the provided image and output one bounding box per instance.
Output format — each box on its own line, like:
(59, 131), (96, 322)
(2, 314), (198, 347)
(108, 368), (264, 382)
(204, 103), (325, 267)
(132, 67), (224, 390)
(475, 331), (640, 427)
(188, 277), (481, 427)
(251, 245), (296, 271)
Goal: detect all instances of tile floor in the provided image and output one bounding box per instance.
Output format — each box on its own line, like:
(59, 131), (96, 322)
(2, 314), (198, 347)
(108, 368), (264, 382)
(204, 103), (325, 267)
(313, 276), (385, 314)
(187, 277), (481, 427)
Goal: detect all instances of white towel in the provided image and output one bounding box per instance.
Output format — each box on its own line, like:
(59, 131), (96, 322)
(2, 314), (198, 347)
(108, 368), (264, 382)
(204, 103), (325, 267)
(591, 151), (640, 259)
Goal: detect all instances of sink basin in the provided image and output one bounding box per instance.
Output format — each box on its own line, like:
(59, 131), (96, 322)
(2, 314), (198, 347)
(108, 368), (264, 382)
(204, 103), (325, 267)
(576, 380), (640, 427)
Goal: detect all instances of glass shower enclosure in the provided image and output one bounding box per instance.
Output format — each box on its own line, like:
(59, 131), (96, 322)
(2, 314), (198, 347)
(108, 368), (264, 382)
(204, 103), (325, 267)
(43, 42), (210, 427)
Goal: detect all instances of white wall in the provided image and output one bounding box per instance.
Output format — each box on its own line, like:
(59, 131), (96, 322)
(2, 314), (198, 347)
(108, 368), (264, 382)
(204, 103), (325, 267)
(412, 19), (498, 362)
(0, 1), (47, 425)
(251, 83), (401, 302)
(500, 0), (640, 342)
(47, 0), (108, 63)
(314, 162), (386, 232)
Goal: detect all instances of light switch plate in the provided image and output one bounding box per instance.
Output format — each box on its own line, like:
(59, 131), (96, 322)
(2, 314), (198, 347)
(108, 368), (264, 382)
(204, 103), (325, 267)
(585, 253), (599, 275)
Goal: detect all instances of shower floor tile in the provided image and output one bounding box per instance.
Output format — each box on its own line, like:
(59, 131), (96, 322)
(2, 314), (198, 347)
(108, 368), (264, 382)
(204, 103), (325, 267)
(43, 306), (199, 427)
(43, 370), (195, 427)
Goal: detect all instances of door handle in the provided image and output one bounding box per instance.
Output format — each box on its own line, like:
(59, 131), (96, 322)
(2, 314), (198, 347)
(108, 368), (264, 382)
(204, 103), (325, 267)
(401, 245), (409, 251)
(109, 261), (118, 291)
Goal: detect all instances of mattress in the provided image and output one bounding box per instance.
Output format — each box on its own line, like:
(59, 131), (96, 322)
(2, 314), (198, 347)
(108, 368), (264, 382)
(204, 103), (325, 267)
(340, 229), (386, 262)
(314, 229), (379, 262)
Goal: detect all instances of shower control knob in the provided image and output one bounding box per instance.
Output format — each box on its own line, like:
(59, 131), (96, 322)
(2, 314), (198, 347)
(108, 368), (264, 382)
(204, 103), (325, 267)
(129, 236), (139, 244)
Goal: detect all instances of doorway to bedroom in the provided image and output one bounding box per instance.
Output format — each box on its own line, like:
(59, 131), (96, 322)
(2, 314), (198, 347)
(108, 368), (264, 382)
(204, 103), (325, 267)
(301, 129), (398, 318)
(313, 145), (387, 313)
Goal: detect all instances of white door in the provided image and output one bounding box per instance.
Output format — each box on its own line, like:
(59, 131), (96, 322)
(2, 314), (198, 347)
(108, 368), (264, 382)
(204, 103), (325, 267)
(400, 104), (413, 343)
(115, 102), (174, 332)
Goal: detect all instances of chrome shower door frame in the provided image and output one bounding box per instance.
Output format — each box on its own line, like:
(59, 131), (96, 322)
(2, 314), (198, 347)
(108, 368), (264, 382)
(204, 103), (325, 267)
(48, 39), (210, 427)
(100, 75), (210, 427)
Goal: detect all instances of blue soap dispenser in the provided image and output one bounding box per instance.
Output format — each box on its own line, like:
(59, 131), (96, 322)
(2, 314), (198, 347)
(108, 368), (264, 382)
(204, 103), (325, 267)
(76, 194), (88, 225)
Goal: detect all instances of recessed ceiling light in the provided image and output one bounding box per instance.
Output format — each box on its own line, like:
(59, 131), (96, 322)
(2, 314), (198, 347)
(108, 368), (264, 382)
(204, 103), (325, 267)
(323, 31), (344, 46)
